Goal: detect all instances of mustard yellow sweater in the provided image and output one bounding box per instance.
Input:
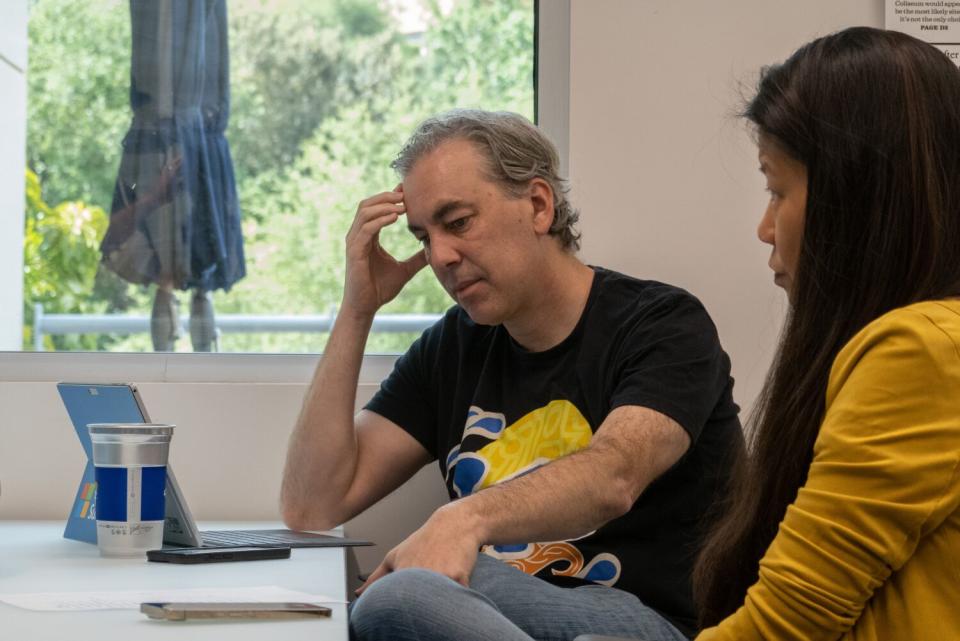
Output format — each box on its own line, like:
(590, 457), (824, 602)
(699, 300), (960, 641)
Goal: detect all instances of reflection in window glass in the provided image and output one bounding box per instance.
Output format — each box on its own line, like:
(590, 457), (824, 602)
(24, 0), (535, 353)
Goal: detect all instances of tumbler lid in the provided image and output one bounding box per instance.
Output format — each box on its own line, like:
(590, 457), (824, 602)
(87, 423), (174, 436)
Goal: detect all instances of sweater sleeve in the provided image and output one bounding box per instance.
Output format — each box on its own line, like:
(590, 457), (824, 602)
(698, 308), (960, 640)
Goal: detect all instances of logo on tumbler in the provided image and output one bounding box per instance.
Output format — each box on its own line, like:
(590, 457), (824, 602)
(75, 481), (97, 520)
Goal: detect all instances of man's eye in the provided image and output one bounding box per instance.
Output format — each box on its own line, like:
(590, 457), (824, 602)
(447, 217), (469, 231)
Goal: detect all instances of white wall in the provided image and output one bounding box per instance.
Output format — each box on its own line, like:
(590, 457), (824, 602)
(0, 1), (27, 350)
(569, 0), (883, 416)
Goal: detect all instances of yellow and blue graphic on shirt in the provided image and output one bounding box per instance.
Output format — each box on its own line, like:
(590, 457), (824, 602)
(444, 400), (622, 586)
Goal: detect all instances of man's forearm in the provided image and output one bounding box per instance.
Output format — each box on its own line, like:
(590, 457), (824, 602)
(446, 442), (634, 546)
(442, 409), (690, 547)
(280, 307), (374, 530)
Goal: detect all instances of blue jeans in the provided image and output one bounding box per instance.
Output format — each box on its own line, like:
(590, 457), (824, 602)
(350, 553), (689, 641)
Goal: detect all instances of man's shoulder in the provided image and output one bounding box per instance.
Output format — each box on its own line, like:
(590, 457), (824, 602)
(591, 266), (707, 316)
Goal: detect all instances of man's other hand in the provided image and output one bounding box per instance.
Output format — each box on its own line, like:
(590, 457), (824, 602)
(343, 187), (428, 317)
(356, 503), (481, 596)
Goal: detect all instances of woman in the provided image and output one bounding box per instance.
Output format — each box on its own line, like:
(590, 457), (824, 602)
(693, 27), (960, 640)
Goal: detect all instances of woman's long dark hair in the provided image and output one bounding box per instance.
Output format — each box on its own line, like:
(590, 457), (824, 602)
(694, 27), (960, 627)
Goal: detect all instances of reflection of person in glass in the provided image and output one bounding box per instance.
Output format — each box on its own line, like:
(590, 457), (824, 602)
(103, 157), (182, 251)
(100, 153), (218, 351)
(100, 1), (245, 352)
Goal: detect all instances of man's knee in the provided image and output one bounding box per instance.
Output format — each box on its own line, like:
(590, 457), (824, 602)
(350, 568), (453, 638)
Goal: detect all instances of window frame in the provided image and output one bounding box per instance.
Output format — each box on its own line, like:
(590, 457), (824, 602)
(0, 0), (570, 385)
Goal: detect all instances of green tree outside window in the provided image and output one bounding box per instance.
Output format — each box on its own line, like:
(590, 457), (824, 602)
(24, 0), (535, 353)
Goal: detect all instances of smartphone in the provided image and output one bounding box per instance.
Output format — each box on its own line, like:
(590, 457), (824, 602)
(146, 546), (291, 564)
(140, 602), (331, 620)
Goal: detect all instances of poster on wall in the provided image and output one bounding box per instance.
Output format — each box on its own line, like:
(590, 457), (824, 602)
(886, 0), (960, 65)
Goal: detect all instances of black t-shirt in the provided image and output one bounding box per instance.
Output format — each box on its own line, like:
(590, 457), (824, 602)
(365, 267), (742, 636)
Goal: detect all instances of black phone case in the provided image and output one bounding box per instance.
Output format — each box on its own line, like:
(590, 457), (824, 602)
(146, 546), (291, 564)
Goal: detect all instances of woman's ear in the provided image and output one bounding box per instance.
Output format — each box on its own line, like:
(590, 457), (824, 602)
(529, 178), (555, 235)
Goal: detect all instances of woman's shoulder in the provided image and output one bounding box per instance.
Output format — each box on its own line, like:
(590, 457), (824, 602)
(877, 298), (960, 327)
(850, 299), (960, 353)
(829, 299), (960, 397)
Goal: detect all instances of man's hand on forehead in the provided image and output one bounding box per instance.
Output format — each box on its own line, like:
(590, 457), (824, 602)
(341, 189), (426, 317)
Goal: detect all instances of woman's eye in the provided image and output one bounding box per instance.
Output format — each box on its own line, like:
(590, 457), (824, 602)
(448, 217), (468, 231)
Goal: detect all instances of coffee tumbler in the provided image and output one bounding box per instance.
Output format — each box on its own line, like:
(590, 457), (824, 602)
(87, 423), (174, 557)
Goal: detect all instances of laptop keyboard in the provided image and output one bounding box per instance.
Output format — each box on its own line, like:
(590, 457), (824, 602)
(199, 529), (372, 548)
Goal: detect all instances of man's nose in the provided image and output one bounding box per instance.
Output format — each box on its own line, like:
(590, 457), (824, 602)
(428, 234), (461, 268)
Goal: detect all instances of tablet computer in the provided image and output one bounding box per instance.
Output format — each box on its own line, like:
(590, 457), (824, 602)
(58, 382), (372, 550)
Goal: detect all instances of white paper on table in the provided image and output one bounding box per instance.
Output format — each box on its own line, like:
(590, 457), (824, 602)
(0, 585), (347, 611)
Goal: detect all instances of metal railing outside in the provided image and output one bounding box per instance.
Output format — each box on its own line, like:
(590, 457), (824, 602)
(32, 303), (441, 351)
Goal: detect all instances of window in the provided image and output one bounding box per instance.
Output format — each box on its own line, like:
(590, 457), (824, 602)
(22, 0), (535, 354)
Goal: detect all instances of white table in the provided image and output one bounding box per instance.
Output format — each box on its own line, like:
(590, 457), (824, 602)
(0, 521), (349, 640)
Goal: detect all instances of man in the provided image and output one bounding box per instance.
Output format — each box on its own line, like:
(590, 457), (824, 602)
(281, 110), (742, 641)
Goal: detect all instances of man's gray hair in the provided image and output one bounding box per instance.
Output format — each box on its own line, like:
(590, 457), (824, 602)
(391, 109), (581, 251)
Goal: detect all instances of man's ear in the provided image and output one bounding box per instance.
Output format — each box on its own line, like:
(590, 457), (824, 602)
(529, 178), (555, 236)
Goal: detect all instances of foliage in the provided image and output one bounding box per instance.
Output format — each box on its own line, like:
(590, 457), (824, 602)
(24, 0), (535, 353)
(26, 0), (130, 209)
(227, 3), (399, 186)
(22, 169), (110, 350)
(418, 0), (535, 115)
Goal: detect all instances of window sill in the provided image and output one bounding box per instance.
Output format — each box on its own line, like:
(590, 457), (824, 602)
(0, 351), (397, 385)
